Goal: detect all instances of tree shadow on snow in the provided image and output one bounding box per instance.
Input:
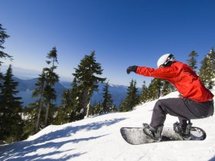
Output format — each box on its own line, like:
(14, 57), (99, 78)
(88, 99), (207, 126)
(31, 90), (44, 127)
(28, 117), (126, 144)
(0, 117), (126, 161)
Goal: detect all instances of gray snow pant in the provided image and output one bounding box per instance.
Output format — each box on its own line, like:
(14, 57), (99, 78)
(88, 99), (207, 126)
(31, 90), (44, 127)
(150, 98), (214, 129)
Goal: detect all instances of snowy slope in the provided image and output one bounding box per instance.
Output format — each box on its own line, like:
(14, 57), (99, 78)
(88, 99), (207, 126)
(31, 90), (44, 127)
(0, 91), (215, 161)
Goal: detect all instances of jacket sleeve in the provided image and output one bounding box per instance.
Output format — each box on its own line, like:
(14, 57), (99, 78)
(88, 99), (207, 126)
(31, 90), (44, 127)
(136, 66), (178, 79)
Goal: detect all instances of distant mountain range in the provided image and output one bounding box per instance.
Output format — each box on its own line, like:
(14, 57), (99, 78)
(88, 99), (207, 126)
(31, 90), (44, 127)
(13, 77), (128, 107)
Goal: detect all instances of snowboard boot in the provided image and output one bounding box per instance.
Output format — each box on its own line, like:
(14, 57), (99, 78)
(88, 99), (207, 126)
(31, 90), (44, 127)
(173, 121), (192, 140)
(143, 123), (163, 141)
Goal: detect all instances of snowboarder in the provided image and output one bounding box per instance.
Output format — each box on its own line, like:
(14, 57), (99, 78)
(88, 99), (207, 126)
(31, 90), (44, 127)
(127, 53), (214, 141)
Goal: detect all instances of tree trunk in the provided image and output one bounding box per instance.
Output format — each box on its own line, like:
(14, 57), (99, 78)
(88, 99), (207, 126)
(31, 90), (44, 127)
(84, 87), (92, 118)
(36, 99), (42, 132)
(85, 101), (90, 118)
(45, 103), (50, 126)
(35, 84), (45, 132)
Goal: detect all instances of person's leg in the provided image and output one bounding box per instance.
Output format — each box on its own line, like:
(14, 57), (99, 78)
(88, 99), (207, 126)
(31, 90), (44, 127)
(144, 98), (213, 140)
(150, 98), (189, 128)
(183, 99), (214, 118)
(149, 98), (214, 129)
(144, 98), (189, 140)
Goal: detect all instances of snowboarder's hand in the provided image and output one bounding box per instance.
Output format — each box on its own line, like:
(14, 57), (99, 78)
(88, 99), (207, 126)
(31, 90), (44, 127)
(127, 66), (137, 74)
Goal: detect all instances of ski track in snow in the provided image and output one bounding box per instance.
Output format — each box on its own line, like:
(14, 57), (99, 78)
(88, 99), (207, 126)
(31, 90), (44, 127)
(0, 90), (215, 161)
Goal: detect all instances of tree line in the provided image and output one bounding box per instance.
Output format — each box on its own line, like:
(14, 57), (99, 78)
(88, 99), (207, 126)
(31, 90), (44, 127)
(0, 24), (215, 143)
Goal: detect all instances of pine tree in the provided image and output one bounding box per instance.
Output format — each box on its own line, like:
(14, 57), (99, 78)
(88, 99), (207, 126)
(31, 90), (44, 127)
(147, 78), (162, 100)
(0, 24), (12, 66)
(120, 80), (139, 112)
(160, 80), (175, 96)
(0, 24), (12, 94)
(44, 47), (59, 126)
(187, 50), (198, 71)
(32, 47), (59, 132)
(72, 51), (106, 119)
(0, 65), (23, 143)
(68, 78), (84, 121)
(140, 81), (149, 103)
(208, 49), (215, 79)
(56, 89), (73, 124)
(140, 79), (173, 103)
(102, 82), (114, 114)
(32, 71), (46, 132)
(93, 102), (103, 115)
(22, 103), (38, 138)
(57, 78), (81, 123)
(199, 49), (215, 89)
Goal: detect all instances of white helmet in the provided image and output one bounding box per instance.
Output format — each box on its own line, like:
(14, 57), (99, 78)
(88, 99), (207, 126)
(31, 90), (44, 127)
(157, 53), (175, 68)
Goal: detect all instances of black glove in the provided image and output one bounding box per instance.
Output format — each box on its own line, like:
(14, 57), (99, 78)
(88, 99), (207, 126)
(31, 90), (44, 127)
(127, 65), (137, 74)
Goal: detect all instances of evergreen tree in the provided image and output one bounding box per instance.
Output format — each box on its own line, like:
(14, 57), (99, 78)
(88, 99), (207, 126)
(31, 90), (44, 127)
(0, 24), (12, 94)
(147, 78), (162, 100)
(68, 78), (84, 121)
(72, 51), (106, 119)
(160, 80), (175, 96)
(208, 49), (215, 79)
(187, 50), (198, 71)
(120, 80), (139, 112)
(56, 89), (73, 124)
(102, 82), (114, 114)
(43, 47), (59, 126)
(57, 78), (81, 123)
(140, 81), (149, 103)
(199, 49), (215, 89)
(0, 24), (12, 66)
(32, 47), (59, 132)
(140, 79), (173, 103)
(32, 71), (46, 132)
(93, 102), (103, 115)
(0, 65), (23, 143)
(22, 104), (38, 138)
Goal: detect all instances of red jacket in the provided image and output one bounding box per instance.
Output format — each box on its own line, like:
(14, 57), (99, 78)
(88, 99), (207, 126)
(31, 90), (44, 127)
(136, 61), (214, 102)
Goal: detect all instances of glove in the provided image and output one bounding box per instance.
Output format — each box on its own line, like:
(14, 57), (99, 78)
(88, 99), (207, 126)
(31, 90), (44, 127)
(126, 65), (137, 74)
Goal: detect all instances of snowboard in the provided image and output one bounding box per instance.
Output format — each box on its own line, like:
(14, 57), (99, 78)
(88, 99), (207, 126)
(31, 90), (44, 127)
(120, 126), (206, 145)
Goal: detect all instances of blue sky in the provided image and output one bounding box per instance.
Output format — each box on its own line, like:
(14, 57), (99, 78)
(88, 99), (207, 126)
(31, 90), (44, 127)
(1, 0), (215, 87)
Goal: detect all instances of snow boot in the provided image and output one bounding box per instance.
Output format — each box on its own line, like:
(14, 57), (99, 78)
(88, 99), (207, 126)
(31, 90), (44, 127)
(143, 123), (163, 141)
(173, 121), (192, 140)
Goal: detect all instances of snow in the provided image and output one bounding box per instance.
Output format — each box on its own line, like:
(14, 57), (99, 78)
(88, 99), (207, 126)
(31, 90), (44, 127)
(0, 91), (215, 161)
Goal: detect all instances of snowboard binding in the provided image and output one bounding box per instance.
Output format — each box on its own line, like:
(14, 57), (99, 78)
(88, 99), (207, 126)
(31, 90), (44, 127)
(142, 123), (163, 141)
(173, 121), (206, 140)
